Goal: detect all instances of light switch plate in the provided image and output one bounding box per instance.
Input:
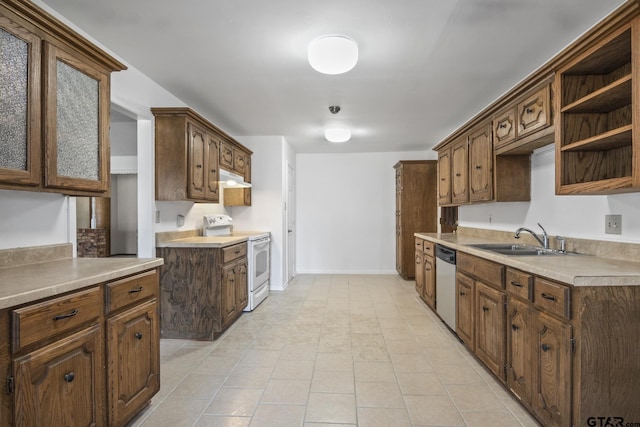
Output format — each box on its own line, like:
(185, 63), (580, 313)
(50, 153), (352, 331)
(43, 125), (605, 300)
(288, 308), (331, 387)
(605, 214), (622, 235)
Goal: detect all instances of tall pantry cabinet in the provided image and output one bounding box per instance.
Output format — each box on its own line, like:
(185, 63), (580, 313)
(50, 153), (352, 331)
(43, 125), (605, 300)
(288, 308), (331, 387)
(394, 161), (438, 279)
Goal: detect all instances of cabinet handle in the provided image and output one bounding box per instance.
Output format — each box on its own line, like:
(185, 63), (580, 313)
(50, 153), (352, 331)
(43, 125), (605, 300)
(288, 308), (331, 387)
(499, 123), (507, 129)
(459, 291), (465, 296)
(64, 372), (75, 383)
(234, 250), (240, 254)
(482, 306), (489, 312)
(475, 165), (481, 169)
(455, 173), (461, 177)
(511, 324), (519, 331)
(510, 281), (523, 288)
(135, 332), (143, 340)
(196, 164), (202, 169)
(526, 108), (534, 114)
(541, 293), (557, 302)
(541, 343), (551, 352)
(53, 309), (78, 321)
(440, 178), (446, 181)
(128, 286), (143, 294)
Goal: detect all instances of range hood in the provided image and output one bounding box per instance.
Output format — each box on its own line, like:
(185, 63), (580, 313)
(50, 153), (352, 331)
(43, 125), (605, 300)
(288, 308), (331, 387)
(219, 168), (252, 188)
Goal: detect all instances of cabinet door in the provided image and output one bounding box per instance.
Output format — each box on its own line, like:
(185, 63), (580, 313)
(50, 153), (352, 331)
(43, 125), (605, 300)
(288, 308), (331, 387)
(205, 135), (220, 202)
(233, 149), (246, 175)
(219, 141), (234, 170)
(423, 254), (436, 310)
(493, 108), (516, 149)
(0, 15), (41, 186)
(13, 324), (105, 426)
(475, 282), (506, 380)
(221, 263), (237, 327)
(415, 251), (424, 297)
(437, 149), (452, 205)
(187, 122), (207, 200)
(236, 261), (248, 311)
(468, 124), (493, 203)
(507, 296), (533, 406)
(518, 85), (551, 138)
(451, 138), (469, 204)
(43, 42), (110, 194)
(456, 272), (475, 350)
(107, 299), (159, 427)
(533, 312), (572, 427)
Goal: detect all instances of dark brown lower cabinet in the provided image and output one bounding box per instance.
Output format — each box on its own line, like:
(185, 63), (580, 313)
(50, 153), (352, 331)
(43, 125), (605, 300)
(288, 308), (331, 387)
(506, 296), (533, 406)
(455, 272), (475, 351)
(107, 299), (159, 426)
(532, 312), (572, 427)
(1, 268), (161, 427)
(475, 282), (506, 381)
(158, 243), (248, 340)
(13, 324), (105, 426)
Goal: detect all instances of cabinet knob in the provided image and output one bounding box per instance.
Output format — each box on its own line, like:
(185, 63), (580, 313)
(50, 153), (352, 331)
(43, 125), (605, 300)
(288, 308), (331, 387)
(541, 343), (551, 352)
(482, 306), (489, 312)
(475, 165), (481, 170)
(64, 372), (75, 383)
(135, 332), (143, 340)
(499, 123), (507, 129)
(455, 173), (461, 177)
(459, 291), (465, 296)
(526, 108), (534, 114)
(511, 324), (519, 331)
(196, 164), (202, 169)
(440, 178), (446, 181)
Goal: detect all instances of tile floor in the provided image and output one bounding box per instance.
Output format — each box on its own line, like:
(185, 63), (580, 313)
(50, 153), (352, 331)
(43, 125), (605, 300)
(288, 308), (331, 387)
(129, 274), (540, 427)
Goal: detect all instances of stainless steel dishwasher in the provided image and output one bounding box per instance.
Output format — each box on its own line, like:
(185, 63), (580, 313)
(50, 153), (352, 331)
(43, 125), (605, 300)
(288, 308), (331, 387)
(435, 244), (456, 331)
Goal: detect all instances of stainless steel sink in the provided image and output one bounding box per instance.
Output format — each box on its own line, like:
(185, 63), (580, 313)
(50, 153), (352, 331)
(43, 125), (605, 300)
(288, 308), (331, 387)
(468, 243), (571, 256)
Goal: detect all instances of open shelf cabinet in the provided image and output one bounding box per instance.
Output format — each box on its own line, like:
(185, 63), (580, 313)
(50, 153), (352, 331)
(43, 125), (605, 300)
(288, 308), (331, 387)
(555, 21), (640, 194)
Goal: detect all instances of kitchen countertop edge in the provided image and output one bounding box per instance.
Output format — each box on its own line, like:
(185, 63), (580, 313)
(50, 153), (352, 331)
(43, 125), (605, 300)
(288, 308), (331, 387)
(415, 232), (640, 287)
(0, 257), (164, 310)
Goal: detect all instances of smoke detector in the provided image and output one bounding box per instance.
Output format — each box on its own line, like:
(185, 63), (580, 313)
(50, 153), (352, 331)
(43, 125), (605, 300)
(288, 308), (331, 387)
(329, 105), (341, 114)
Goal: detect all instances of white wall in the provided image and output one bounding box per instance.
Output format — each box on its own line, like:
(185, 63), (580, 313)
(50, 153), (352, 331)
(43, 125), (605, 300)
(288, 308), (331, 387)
(231, 136), (293, 291)
(460, 145), (640, 242)
(0, 190), (72, 250)
(296, 150), (434, 274)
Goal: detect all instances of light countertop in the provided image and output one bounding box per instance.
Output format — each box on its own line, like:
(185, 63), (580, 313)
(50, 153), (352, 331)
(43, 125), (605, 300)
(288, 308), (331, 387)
(156, 231), (269, 248)
(415, 232), (640, 287)
(0, 257), (163, 310)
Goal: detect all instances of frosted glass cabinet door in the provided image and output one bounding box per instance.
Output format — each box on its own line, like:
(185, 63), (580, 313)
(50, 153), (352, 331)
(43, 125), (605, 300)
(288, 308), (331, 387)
(0, 15), (41, 186)
(43, 42), (110, 194)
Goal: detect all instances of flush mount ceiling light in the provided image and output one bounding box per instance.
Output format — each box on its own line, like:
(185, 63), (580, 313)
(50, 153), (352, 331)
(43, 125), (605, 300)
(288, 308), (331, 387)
(308, 35), (358, 75)
(325, 128), (351, 143)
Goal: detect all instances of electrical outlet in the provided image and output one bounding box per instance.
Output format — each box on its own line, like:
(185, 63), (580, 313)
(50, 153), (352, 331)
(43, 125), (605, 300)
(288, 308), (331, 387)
(155, 210), (160, 223)
(605, 214), (622, 235)
(177, 214), (185, 227)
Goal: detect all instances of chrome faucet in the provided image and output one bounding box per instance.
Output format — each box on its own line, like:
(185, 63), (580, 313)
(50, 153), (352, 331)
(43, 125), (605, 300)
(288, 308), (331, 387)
(514, 223), (549, 249)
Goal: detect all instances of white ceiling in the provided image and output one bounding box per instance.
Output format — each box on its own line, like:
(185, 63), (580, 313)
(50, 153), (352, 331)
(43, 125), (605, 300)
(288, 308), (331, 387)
(42, 0), (626, 153)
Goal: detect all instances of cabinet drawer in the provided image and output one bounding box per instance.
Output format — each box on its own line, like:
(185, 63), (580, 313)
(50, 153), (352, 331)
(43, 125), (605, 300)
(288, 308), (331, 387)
(517, 85), (551, 138)
(12, 286), (102, 353)
(505, 268), (532, 301)
(222, 242), (247, 264)
(415, 238), (424, 253)
(534, 278), (570, 320)
(493, 108), (516, 149)
(457, 252), (504, 289)
(106, 270), (158, 313)
(423, 241), (435, 257)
